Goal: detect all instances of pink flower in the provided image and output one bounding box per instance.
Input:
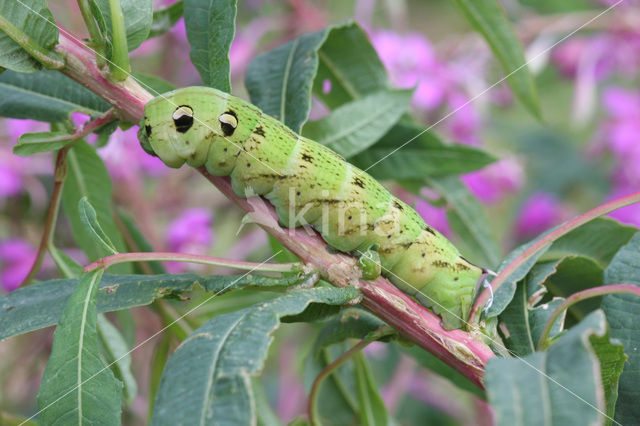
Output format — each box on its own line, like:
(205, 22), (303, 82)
(98, 126), (167, 180)
(515, 192), (569, 238)
(0, 239), (36, 292)
(461, 157), (524, 204)
(415, 198), (451, 237)
(165, 208), (214, 273)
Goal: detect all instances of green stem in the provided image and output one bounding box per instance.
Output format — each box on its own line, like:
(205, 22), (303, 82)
(108, 0), (131, 81)
(308, 340), (371, 426)
(537, 284), (640, 351)
(84, 251), (302, 273)
(469, 190), (640, 324)
(77, 0), (107, 66)
(0, 14), (64, 69)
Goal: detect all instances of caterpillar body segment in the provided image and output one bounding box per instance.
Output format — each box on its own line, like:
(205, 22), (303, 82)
(139, 87), (483, 329)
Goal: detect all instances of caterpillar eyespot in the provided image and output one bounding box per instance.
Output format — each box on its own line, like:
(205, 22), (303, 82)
(173, 105), (194, 133)
(219, 111), (238, 136)
(139, 87), (484, 329)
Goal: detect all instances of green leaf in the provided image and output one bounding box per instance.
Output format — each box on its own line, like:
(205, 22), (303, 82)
(543, 218), (638, 267)
(78, 197), (118, 255)
(353, 122), (497, 178)
(499, 266), (565, 356)
(93, 0), (153, 52)
(132, 72), (176, 96)
(97, 314), (137, 406)
(13, 131), (76, 156)
(37, 270), (123, 425)
(312, 22), (389, 108)
(601, 232), (640, 425)
(313, 309), (387, 350)
(151, 287), (358, 425)
(252, 378), (283, 426)
(486, 311), (611, 426)
(452, 0), (541, 118)
(427, 175), (502, 269)
(184, 0), (237, 92)
(49, 246), (84, 278)
(353, 352), (388, 426)
(0, 0), (62, 73)
(302, 89), (412, 158)
(246, 28), (329, 132)
(0, 70), (109, 121)
(590, 333), (626, 424)
(0, 273), (313, 341)
(148, 0), (183, 38)
(62, 141), (128, 267)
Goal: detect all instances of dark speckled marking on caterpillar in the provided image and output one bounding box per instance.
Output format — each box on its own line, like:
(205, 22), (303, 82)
(138, 86), (484, 329)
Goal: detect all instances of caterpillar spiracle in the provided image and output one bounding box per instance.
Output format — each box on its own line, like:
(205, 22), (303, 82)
(138, 87), (486, 330)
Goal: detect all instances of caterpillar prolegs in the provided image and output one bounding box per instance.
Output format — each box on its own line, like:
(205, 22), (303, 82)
(138, 87), (485, 330)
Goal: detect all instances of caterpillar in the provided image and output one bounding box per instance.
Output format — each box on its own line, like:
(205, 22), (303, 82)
(138, 87), (484, 330)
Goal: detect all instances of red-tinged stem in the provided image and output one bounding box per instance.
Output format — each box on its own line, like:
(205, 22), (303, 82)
(537, 284), (640, 351)
(469, 191), (640, 324)
(83, 251), (301, 273)
(55, 29), (495, 387)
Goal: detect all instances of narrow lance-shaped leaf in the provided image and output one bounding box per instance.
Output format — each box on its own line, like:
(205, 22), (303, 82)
(97, 314), (138, 406)
(452, 0), (541, 118)
(353, 352), (388, 426)
(601, 232), (640, 425)
(0, 70), (109, 122)
(13, 131), (77, 157)
(302, 89), (412, 158)
(0, 0), (62, 73)
(246, 28), (329, 132)
(184, 0), (237, 92)
(1, 273), (313, 341)
(151, 287), (359, 425)
(148, 0), (183, 38)
(37, 270), (123, 425)
(92, 0), (153, 52)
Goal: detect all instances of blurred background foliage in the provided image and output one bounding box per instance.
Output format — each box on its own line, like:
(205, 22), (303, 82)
(1, 0), (639, 423)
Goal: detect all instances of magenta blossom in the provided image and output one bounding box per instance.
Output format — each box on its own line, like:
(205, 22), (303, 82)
(98, 126), (167, 180)
(515, 192), (569, 238)
(415, 198), (451, 237)
(0, 239), (36, 292)
(461, 157), (524, 204)
(165, 208), (214, 273)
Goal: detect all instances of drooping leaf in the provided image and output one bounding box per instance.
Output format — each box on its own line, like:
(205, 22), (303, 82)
(302, 89), (412, 158)
(353, 352), (388, 426)
(601, 232), (640, 425)
(132, 72), (176, 96)
(354, 122), (496, 178)
(78, 197), (118, 255)
(148, 0), (183, 38)
(61, 141), (128, 268)
(427, 175), (502, 269)
(0, 70), (109, 121)
(452, 0), (541, 118)
(0, 0), (61, 72)
(486, 311), (612, 426)
(37, 270), (123, 425)
(184, 0), (237, 92)
(0, 273), (312, 341)
(92, 0), (153, 52)
(151, 287), (359, 425)
(97, 314), (138, 406)
(246, 28), (329, 132)
(590, 333), (626, 424)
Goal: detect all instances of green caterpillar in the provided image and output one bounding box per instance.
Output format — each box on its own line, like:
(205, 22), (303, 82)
(138, 87), (484, 329)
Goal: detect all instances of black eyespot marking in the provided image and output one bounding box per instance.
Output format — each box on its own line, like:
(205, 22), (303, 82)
(219, 110), (238, 136)
(173, 105), (194, 133)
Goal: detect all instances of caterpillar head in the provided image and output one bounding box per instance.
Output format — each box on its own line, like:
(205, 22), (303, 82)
(138, 87), (241, 168)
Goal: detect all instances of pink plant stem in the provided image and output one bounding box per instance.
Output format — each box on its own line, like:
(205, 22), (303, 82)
(537, 284), (640, 350)
(469, 191), (640, 324)
(56, 30), (495, 387)
(83, 251), (300, 273)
